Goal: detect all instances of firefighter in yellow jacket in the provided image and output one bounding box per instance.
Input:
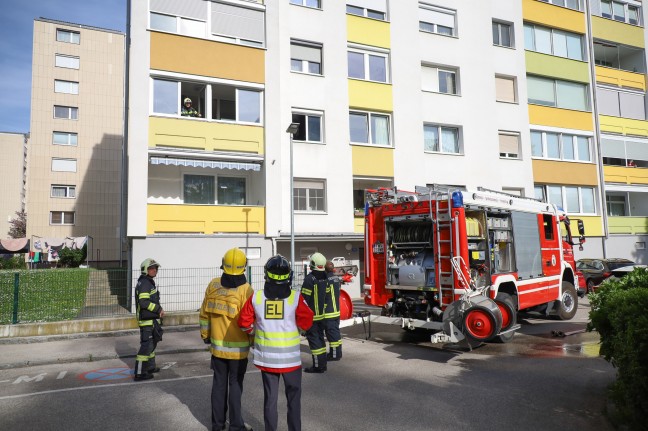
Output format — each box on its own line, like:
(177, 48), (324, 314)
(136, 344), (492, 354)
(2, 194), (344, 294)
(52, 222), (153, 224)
(200, 248), (254, 431)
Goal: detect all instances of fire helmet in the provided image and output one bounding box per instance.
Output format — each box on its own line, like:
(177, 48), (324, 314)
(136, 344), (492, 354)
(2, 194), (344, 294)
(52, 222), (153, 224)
(183, 97), (192, 104)
(309, 252), (327, 272)
(140, 258), (161, 275)
(264, 255), (292, 285)
(222, 248), (247, 276)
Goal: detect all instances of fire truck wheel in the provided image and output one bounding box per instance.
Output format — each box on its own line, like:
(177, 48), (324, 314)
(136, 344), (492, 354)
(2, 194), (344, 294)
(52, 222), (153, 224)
(461, 306), (499, 348)
(494, 293), (517, 343)
(557, 282), (578, 320)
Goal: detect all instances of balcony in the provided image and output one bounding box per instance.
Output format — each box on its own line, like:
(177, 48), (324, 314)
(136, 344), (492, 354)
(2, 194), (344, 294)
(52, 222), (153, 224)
(608, 216), (648, 234)
(604, 165), (648, 184)
(595, 66), (645, 90)
(522, 0), (585, 34)
(147, 204), (265, 235)
(347, 14), (390, 48)
(591, 16), (644, 48)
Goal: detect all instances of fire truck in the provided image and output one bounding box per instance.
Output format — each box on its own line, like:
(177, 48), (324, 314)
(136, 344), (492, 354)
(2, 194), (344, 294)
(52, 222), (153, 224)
(363, 185), (586, 347)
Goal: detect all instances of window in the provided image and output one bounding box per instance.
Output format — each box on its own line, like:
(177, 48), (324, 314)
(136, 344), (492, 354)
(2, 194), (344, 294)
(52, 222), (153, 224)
(52, 158), (77, 172)
(290, 41), (322, 75)
(535, 185), (596, 214)
(423, 124), (460, 154)
(597, 86), (646, 120)
(56, 29), (80, 44)
(50, 211), (75, 225)
(52, 132), (78, 146)
(150, 12), (177, 32)
(601, 136), (648, 167)
(593, 41), (645, 73)
(419, 4), (456, 36)
(54, 80), (79, 95)
(291, 0), (321, 8)
(527, 76), (588, 111)
(524, 23), (583, 61)
(184, 175), (215, 204)
(499, 132), (520, 159)
(606, 194), (627, 216)
(601, 0), (641, 25)
(538, 0), (581, 11)
(292, 111), (323, 143)
(347, 48), (389, 83)
(218, 177), (246, 205)
(54, 105), (78, 120)
(421, 65), (458, 94)
(51, 185), (76, 198)
(531, 130), (591, 161)
(353, 177), (392, 213)
(294, 179), (326, 212)
(349, 111), (391, 146)
(492, 21), (513, 47)
(149, 0), (214, 40)
(55, 54), (79, 69)
(346, 1), (388, 20)
(212, 2), (265, 47)
(495, 75), (517, 103)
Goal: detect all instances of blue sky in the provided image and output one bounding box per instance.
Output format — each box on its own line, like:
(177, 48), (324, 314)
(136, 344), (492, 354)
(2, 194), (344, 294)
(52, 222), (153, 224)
(0, 0), (126, 133)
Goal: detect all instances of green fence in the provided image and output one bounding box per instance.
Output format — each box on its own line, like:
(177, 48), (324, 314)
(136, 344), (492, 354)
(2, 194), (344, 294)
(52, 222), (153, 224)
(0, 266), (307, 325)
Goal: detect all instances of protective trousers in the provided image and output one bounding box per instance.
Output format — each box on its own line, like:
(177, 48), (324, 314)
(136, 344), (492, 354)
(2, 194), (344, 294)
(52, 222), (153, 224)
(306, 320), (327, 370)
(324, 318), (342, 361)
(211, 356), (248, 431)
(261, 369), (302, 431)
(135, 325), (157, 376)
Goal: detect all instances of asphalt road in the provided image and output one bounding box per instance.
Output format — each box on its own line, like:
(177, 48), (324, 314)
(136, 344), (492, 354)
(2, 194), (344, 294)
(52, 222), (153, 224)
(0, 297), (615, 431)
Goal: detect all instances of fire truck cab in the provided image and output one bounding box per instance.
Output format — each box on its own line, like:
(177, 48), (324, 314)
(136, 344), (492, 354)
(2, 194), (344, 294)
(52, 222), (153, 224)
(363, 185), (586, 347)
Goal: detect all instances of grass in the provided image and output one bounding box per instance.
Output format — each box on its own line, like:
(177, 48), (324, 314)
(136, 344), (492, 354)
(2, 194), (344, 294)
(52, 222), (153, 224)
(0, 269), (90, 324)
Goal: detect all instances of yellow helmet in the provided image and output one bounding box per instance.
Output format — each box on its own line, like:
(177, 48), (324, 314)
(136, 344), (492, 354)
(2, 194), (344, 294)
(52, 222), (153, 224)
(222, 248), (247, 275)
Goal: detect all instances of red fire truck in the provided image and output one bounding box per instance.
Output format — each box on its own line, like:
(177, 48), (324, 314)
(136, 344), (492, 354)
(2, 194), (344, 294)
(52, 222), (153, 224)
(363, 185), (586, 347)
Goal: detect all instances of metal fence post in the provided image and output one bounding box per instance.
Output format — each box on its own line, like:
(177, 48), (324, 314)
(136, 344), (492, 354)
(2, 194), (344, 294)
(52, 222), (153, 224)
(247, 266), (252, 286)
(12, 272), (19, 324)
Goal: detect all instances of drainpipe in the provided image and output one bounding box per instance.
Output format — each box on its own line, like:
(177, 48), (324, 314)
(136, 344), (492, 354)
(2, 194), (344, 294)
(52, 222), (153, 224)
(585, 0), (609, 258)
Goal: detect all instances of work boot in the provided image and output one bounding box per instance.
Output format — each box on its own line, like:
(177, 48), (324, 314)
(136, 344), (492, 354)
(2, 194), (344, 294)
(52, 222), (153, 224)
(304, 365), (327, 373)
(148, 367), (161, 373)
(134, 373), (154, 382)
(327, 346), (342, 361)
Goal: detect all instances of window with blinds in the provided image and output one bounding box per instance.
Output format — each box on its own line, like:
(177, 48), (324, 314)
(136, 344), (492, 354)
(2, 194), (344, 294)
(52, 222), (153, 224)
(54, 80), (79, 95)
(291, 41), (323, 74)
(50, 211), (75, 225)
(51, 185), (76, 198)
(597, 87), (646, 120)
(499, 132), (520, 159)
(55, 54), (79, 70)
(419, 4), (456, 36)
(346, 0), (388, 20)
(421, 65), (458, 94)
(51, 158), (77, 172)
(212, 2), (265, 46)
(495, 75), (516, 103)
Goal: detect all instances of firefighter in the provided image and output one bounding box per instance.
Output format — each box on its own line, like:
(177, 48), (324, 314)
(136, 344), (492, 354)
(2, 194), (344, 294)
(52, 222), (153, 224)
(181, 97), (200, 117)
(134, 258), (164, 381)
(300, 252), (328, 373)
(200, 248), (254, 431)
(324, 261), (342, 361)
(238, 255), (314, 431)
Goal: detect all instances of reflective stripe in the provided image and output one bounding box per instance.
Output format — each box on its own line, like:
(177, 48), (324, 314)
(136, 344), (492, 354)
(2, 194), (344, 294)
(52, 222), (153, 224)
(301, 288), (312, 295)
(256, 329), (300, 339)
(139, 293), (151, 299)
(147, 303), (157, 312)
(311, 347), (326, 355)
(329, 340), (342, 347)
(324, 312), (340, 319)
(136, 355), (149, 362)
(139, 320), (153, 326)
(149, 352), (156, 359)
(210, 339), (250, 348)
(313, 315), (324, 321)
(199, 319), (209, 330)
(267, 272), (290, 281)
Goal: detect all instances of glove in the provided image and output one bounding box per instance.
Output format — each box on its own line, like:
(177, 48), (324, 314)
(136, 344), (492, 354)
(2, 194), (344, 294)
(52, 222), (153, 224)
(203, 338), (210, 345)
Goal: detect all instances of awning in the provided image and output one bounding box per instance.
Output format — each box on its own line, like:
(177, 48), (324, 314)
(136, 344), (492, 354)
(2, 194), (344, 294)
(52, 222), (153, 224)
(0, 238), (29, 254)
(150, 157), (261, 171)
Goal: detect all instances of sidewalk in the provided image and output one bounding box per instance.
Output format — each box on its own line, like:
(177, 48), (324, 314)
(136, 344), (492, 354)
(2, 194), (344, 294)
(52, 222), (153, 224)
(0, 325), (206, 370)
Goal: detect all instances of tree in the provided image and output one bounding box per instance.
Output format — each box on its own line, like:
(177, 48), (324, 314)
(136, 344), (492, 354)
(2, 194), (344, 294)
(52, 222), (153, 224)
(7, 210), (26, 239)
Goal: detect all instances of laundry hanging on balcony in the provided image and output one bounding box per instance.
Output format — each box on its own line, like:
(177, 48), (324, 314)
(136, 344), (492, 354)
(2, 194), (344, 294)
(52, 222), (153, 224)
(150, 157), (261, 171)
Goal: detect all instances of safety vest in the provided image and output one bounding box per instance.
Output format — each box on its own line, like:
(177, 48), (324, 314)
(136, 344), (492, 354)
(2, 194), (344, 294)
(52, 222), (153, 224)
(135, 275), (161, 327)
(251, 290), (301, 369)
(301, 274), (327, 321)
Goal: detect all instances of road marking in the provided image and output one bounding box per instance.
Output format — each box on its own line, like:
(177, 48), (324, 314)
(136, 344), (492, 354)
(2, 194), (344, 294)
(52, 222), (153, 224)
(56, 371), (67, 380)
(13, 373), (47, 384)
(161, 362), (176, 370)
(79, 368), (133, 382)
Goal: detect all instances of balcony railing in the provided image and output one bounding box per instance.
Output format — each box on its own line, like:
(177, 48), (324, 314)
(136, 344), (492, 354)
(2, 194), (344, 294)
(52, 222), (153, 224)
(147, 204), (265, 235)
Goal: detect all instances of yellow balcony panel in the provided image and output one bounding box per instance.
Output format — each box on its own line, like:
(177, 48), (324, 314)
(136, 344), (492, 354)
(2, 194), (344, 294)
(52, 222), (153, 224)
(349, 80), (393, 112)
(595, 66), (645, 90)
(354, 216), (364, 234)
(579, 216), (604, 237)
(604, 165), (648, 185)
(528, 105), (593, 131)
(591, 16), (644, 48)
(150, 32), (265, 83)
(608, 216), (648, 234)
(522, 0), (585, 33)
(149, 117), (264, 154)
(600, 115), (648, 137)
(532, 160), (599, 185)
(352, 145), (394, 177)
(147, 204), (265, 235)
(347, 15), (390, 48)
(525, 51), (589, 83)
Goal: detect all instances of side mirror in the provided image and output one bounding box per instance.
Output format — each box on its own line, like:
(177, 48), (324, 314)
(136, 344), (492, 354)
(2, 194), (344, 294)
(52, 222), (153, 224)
(577, 220), (585, 236)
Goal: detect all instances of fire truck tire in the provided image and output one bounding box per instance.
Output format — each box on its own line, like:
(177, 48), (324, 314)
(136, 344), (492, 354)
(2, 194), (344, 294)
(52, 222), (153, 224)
(556, 282), (578, 320)
(494, 293), (517, 343)
(461, 305), (500, 348)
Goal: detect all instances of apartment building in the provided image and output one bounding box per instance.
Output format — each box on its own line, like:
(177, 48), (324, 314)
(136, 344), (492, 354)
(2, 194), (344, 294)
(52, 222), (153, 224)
(0, 132), (27, 238)
(127, 0), (648, 298)
(27, 19), (125, 264)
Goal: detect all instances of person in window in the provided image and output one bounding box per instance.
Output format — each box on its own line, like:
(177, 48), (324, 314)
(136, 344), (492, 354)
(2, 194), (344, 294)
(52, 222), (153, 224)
(627, 159), (637, 167)
(181, 97), (200, 117)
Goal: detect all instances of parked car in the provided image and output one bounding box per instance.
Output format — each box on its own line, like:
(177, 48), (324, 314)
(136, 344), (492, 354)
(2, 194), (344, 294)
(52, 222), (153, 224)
(576, 258), (637, 294)
(594, 265), (648, 291)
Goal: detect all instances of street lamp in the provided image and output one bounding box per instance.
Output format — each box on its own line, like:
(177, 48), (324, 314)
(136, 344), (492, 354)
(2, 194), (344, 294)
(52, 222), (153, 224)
(286, 122), (300, 272)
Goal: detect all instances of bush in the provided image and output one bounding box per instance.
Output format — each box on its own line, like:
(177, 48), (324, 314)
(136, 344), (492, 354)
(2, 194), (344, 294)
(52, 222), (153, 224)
(588, 268), (648, 429)
(58, 245), (87, 268)
(0, 255), (26, 270)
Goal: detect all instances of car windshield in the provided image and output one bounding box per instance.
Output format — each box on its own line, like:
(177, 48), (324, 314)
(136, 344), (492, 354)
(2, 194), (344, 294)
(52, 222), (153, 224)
(577, 261), (597, 270)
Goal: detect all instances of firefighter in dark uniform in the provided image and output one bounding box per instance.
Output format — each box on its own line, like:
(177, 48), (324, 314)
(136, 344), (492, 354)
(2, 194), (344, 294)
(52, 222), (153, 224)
(134, 258), (164, 381)
(300, 252), (328, 373)
(324, 261), (342, 361)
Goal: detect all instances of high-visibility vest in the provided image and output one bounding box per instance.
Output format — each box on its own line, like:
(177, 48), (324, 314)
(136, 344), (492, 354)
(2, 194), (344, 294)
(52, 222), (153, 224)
(251, 290), (301, 369)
